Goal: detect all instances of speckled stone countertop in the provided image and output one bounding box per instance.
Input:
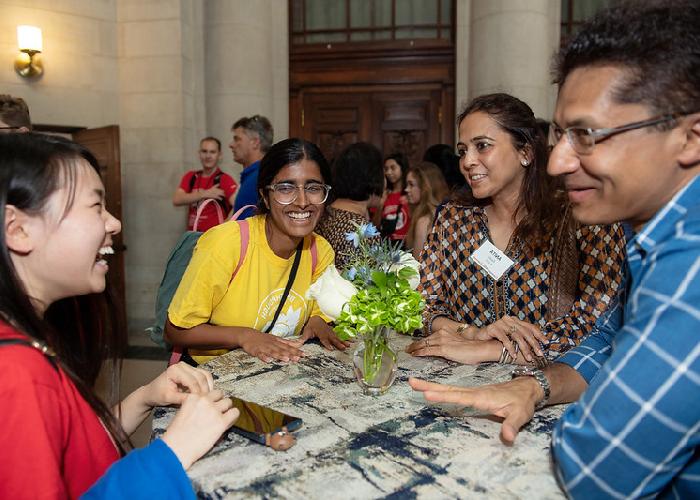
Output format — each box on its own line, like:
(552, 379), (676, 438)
(153, 334), (566, 499)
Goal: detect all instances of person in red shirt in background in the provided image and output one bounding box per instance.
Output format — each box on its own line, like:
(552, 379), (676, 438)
(378, 152), (411, 244)
(173, 136), (238, 232)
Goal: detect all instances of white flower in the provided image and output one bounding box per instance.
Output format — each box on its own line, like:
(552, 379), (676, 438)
(389, 251), (421, 290)
(306, 265), (358, 320)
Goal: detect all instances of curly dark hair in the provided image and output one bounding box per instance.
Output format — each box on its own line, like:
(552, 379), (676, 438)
(455, 93), (563, 251)
(554, 0), (700, 118)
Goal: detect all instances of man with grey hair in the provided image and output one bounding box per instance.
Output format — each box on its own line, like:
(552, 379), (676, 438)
(229, 115), (273, 219)
(0, 95), (32, 133)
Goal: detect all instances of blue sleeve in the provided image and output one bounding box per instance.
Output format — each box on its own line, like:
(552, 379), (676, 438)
(551, 239), (700, 498)
(81, 439), (194, 499)
(555, 282), (624, 383)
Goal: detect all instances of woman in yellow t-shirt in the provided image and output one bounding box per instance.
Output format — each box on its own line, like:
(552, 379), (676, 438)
(166, 138), (350, 364)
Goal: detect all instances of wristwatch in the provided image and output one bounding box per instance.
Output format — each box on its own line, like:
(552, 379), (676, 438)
(512, 366), (550, 409)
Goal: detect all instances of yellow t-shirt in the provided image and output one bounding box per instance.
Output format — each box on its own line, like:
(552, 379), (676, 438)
(168, 215), (334, 364)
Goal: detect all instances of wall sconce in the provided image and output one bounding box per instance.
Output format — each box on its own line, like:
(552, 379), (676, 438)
(15, 25), (43, 78)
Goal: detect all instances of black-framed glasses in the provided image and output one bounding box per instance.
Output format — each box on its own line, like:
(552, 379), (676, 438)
(548, 113), (688, 154)
(266, 182), (331, 205)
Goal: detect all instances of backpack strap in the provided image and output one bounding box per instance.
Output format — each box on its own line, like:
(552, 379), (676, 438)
(192, 198), (224, 231)
(188, 170), (202, 192)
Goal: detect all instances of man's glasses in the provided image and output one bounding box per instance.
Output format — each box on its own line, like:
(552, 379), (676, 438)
(548, 113), (688, 155)
(267, 182), (331, 205)
(0, 126), (22, 133)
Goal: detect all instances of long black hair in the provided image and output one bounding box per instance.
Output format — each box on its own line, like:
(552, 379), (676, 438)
(0, 133), (130, 454)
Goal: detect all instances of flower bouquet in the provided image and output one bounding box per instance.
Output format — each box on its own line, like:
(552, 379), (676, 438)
(307, 223), (424, 394)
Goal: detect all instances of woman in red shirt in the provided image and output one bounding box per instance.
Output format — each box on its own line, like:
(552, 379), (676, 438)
(0, 133), (239, 498)
(379, 152), (411, 243)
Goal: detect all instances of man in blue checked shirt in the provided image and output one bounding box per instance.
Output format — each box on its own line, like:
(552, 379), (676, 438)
(410, 1), (700, 498)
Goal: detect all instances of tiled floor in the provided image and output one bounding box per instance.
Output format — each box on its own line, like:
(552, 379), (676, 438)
(96, 330), (168, 448)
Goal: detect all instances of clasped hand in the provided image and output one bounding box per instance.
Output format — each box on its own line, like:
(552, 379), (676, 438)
(407, 316), (547, 363)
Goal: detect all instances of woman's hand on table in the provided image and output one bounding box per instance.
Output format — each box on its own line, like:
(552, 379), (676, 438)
(406, 330), (498, 364)
(239, 329), (306, 363)
(162, 389), (239, 470)
(295, 316), (351, 351)
(408, 376), (540, 444)
(471, 316), (547, 363)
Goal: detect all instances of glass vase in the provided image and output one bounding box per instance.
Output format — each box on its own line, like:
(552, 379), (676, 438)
(352, 326), (397, 395)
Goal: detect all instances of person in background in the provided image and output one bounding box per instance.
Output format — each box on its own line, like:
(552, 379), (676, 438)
(166, 138), (349, 365)
(379, 152), (410, 243)
(229, 115), (274, 219)
(404, 161), (449, 259)
(0, 133), (237, 498)
(423, 143), (464, 193)
(407, 93), (626, 365)
(315, 142), (385, 270)
(173, 136), (238, 232)
(411, 2), (700, 496)
(0, 94), (32, 133)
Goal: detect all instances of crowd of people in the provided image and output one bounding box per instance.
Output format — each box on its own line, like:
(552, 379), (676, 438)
(0, 0), (699, 497)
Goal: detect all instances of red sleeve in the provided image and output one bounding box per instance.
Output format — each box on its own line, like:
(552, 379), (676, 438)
(220, 173), (238, 198)
(0, 348), (68, 498)
(178, 171), (196, 192)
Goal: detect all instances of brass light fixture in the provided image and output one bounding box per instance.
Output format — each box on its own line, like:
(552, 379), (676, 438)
(15, 25), (43, 78)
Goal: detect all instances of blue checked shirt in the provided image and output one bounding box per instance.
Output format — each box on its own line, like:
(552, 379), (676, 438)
(551, 175), (700, 499)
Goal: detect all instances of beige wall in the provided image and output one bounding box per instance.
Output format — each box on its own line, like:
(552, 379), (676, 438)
(456, 0), (560, 120)
(0, 0), (119, 126)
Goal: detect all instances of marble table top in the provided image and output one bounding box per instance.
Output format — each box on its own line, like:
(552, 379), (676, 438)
(152, 334), (566, 499)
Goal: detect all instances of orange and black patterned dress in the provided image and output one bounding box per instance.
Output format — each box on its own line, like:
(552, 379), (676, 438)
(419, 203), (626, 358)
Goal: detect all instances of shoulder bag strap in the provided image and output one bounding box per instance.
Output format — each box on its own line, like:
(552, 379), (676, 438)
(263, 240), (303, 334)
(0, 337), (58, 369)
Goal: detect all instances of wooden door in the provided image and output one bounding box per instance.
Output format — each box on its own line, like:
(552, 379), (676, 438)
(302, 92), (372, 163)
(73, 126), (127, 328)
(298, 86), (445, 164)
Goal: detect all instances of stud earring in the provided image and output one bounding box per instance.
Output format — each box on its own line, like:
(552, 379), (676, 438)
(521, 159), (529, 166)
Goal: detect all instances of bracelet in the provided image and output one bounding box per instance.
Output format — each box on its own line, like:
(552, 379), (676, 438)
(498, 340), (520, 364)
(427, 314), (449, 335)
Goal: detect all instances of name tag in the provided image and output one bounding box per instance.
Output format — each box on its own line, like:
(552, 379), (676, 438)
(471, 240), (515, 280)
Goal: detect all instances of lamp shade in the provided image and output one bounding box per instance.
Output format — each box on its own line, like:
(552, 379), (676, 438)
(17, 25), (42, 52)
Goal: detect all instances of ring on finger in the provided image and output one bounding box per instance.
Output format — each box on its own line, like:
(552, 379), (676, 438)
(424, 339), (430, 348)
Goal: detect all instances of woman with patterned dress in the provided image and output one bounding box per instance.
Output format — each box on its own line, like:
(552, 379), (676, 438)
(315, 142), (385, 271)
(407, 93), (626, 365)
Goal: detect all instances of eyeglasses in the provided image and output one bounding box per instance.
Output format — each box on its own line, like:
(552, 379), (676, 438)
(266, 182), (331, 205)
(548, 113), (687, 155)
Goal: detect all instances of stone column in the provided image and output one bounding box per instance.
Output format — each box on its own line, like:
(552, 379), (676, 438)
(457, 0), (560, 119)
(204, 0), (289, 178)
(117, 0), (206, 329)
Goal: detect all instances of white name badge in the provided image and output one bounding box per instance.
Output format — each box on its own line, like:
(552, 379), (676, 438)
(470, 240), (515, 281)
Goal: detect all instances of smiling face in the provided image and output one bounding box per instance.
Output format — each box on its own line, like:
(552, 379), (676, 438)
(547, 65), (693, 229)
(198, 139), (221, 172)
(457, 111), (528, 204)
(405, 171), (422, 205)
(19, 160), (121, 309)
(262, 159), (325, 253)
